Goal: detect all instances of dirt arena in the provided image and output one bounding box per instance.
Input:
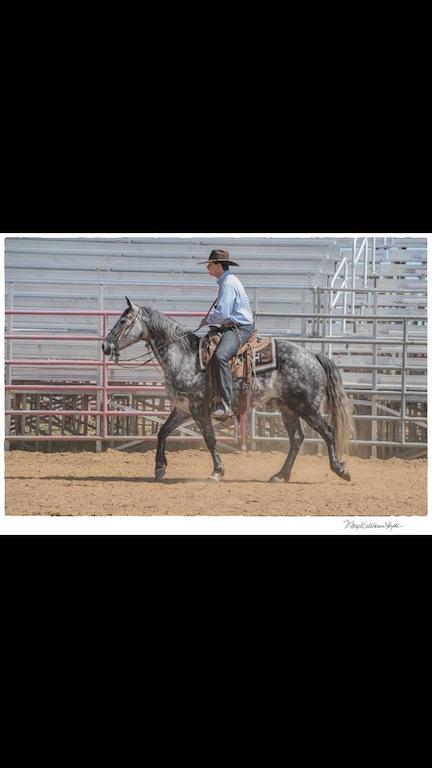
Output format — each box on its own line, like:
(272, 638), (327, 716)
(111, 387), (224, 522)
(4, 448), (427, 516)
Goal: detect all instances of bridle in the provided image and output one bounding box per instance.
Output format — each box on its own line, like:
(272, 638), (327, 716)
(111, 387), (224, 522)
(108, 307), (142, 364)
(108, 306), (203, 368)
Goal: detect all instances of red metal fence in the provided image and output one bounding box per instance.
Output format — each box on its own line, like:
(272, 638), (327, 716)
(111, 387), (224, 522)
(5, 309), (247, 449)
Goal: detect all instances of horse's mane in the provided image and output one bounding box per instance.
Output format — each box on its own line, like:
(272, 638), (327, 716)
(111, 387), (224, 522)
(142, 306), (199, 352)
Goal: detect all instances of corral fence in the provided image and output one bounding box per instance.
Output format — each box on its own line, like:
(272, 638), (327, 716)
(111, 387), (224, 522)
(5, 293), (427, 457)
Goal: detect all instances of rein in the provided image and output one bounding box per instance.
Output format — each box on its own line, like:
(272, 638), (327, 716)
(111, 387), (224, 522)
(110, 301), (218, 368)
(113, 331), (201, 368)
(110, 309), (202, 368)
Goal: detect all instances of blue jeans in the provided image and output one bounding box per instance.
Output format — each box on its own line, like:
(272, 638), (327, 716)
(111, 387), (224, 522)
(212, 324), (255, 406)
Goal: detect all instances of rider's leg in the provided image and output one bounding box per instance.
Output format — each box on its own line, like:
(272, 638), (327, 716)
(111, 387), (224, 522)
(213, 325), (254, 415)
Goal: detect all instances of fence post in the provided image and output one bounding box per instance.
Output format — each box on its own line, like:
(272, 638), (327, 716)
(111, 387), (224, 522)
(240, 413), (248, 452)
(328, 285), (333, 359)
(401, 318), (408, 446)
(254, 286), (260, 325)
(317, 287), (325, 354)
(101, 314), (108, 447)
(96, 288), (104, 452)
(371, 279), (378, 458)
(372, 237), (376, 275)
(251, 408), (256, 452)
(364, 237), (369, 287)
(312, 286), (318, 337)
(352, 237), (357, 315)
(301, 289), (307, 338)
(5, 282), (14, 450)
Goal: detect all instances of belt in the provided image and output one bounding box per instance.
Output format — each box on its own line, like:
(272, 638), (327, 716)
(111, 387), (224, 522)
(210, 322), (254, 331)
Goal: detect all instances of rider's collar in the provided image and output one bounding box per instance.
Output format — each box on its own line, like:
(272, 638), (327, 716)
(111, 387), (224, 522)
(217, 271), (230, 287)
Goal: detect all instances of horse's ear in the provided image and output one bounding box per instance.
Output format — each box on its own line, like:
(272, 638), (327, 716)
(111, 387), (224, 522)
(125, 297), (140, 312)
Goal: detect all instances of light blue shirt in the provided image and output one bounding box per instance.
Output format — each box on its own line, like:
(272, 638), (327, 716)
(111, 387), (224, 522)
(207, 271), (254, 326)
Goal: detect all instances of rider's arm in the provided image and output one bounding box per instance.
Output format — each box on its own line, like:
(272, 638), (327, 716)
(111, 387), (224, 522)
(207, 281), (236, 325)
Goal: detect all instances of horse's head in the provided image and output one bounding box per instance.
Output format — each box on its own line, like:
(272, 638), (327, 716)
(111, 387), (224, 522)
(102, 297), (150, 360)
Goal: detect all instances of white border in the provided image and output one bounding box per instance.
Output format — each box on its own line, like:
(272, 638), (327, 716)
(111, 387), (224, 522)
(1, 233), (430, 535)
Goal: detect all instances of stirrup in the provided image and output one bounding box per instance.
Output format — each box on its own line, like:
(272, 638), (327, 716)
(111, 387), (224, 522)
(213, 401), (233, 419)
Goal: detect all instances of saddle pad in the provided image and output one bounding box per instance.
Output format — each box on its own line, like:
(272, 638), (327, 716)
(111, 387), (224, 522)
(253, 336), (277, 372)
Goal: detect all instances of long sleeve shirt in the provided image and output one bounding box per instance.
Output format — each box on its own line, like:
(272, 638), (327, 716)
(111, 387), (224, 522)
(207, 271), (254, 326)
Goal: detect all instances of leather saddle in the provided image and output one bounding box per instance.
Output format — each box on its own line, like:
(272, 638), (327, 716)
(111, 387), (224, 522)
(199, 328), (277, 417)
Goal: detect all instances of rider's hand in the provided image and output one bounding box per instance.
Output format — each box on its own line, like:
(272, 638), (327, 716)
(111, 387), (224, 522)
(198, 318), (208, 329)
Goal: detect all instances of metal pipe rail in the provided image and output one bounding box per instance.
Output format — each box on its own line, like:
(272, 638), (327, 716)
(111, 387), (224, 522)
(5, 306), (427, 452)
(269, 337), (426, 346)
(5, 309), (245, 449)
(5, 281), (427, 296)
(5, 264), (336, 277)
(5, 310), (204, 315)
(251, 309), (427, 451)
(251, 437), (424, 448)
(256, 311), (427, 321)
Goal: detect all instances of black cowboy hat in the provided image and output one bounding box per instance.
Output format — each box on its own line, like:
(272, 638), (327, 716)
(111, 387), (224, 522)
(199, 249), (240, 267)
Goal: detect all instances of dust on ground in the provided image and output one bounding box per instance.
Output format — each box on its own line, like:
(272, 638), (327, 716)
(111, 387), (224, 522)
(4, 449), (427, 517)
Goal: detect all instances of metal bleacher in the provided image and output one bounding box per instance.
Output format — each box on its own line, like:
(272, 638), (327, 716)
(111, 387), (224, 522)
(4, 236), (427, 456)
(5, 236), (346, 383)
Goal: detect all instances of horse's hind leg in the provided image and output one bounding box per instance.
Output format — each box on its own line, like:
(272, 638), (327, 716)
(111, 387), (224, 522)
(304, 412), (350, 482)
(155, 407), (189, 481)
(190, 408), (225, 482)
(269, 408), (304, 483)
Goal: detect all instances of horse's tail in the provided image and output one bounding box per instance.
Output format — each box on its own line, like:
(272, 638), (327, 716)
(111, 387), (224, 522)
(315, 353), (355, 456)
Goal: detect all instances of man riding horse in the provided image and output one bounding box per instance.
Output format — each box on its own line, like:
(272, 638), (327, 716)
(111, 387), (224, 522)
(102, 254), (354, 483)
(198, 249), (255, 418)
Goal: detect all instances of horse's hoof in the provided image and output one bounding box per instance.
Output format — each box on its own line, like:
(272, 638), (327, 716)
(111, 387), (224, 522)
(341, 469), (351, 482)
(155, 467), (166, 482)
(208, 473), (222, 483)
(269, 475), (285, 483)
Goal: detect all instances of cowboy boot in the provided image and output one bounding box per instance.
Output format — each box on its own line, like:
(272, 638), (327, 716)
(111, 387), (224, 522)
(213, 399), (233, 419)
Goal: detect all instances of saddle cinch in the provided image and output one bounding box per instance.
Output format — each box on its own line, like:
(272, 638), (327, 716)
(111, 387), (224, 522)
(199, 327), (277, 416)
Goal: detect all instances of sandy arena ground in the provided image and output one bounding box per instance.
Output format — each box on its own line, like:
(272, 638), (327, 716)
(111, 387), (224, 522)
(4, 449), (427, 516)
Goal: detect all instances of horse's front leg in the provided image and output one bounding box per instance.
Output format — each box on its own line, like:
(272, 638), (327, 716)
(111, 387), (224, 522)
(155, 407), (189, 481)
(191, 408), (225, 483)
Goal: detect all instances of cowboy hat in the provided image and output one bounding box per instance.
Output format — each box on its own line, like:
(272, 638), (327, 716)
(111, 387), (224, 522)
(199, 249), (240, 267)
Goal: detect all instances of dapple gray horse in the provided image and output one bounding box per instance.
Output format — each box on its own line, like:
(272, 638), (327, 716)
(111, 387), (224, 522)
(103, 298), (354, 483)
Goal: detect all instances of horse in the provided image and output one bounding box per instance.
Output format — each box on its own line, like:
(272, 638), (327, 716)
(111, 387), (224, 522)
(102, 297), (355, 483)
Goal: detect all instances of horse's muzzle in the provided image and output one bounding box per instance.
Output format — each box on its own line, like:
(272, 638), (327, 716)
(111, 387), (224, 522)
(102, 340), (120, 363)
(102, 341), (112, 356)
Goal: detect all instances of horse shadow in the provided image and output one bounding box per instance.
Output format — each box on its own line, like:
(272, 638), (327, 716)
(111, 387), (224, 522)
(7, 474), (318, 485)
